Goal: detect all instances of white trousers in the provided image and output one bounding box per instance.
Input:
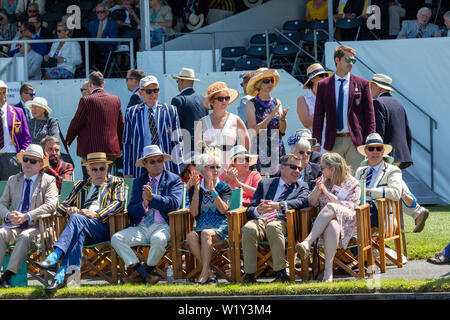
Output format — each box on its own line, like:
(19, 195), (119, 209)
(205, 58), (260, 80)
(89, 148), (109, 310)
(111, 223), (170, 268)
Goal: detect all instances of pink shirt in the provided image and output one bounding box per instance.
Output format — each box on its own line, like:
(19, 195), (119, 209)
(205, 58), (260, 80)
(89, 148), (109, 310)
(142, 173), (166, 225)
(219, 170), (262, 206)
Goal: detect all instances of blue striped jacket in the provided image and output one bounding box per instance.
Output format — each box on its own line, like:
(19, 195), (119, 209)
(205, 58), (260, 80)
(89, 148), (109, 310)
(123, 101), (184, 177)
(56, 175), (126, 223)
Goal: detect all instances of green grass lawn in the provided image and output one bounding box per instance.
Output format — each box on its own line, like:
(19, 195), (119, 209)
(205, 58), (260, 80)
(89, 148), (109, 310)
(396, 205), (450, 260)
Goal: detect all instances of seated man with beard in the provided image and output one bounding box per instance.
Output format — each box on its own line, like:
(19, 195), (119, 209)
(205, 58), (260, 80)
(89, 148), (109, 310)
(40, 136), (74, 192)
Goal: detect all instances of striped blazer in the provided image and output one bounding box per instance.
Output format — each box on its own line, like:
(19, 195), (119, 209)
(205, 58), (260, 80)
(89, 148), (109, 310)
(123, 101), (184, 177)
(66, 88), (124, 157)
(56, 175), (125, 223)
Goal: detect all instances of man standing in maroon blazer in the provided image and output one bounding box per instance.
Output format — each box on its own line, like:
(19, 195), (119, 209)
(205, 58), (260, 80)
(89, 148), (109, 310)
(312, 45), (375, 173)
(66, 71), (124, 178)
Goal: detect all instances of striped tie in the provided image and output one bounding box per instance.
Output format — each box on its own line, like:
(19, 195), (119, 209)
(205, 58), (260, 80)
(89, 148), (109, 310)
(417, 26), (423, 38)
(365, 167), (374, 187)
(0, 110), (4, 149)
(19, 178), (32, 229)
(277, 183), (289, 201)
(264, 184), (290, 223)
(148, 108), (159, 145)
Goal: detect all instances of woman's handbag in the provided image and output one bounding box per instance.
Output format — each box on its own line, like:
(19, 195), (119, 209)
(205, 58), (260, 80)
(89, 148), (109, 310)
(43, 57), (58, 68)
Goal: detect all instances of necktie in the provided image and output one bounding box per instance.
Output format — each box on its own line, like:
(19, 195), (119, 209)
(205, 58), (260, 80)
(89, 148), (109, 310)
(83, 185), (100, 209)
(0, 110), (4, 149)
(143, 178), (157, 227)
(19, 178), (32, 229)
(417, 26), (423, 38)
(264, 184), (290, 223)
(277, 183), (290, 201)
(365, 167), (374, 187)
(337, 78), (345, 131)
(148, 107), (159, 145)
(96, 21), (104, 38)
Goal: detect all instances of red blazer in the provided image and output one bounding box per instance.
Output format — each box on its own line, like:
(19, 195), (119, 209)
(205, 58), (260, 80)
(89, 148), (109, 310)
(312, 74), (375, 151)
(66, 88), (124, 157)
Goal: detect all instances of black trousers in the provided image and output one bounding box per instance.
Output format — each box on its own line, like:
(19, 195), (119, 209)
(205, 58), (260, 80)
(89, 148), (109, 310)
(0, 153), (21, 180)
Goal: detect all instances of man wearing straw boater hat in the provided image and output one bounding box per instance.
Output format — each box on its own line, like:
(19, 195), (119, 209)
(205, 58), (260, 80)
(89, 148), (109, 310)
(34, 152), (125, 292)
(355, 133), (403, 228)
(370, 73), (429, 233)
(171, 67), (207, 156)
(0, 144), (58, 288)
(112, 145), (183, 285)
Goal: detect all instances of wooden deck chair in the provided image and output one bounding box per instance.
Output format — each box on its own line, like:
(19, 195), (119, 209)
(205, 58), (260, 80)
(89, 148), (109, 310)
(180, 188), (243, 283)
(227, 203), (315, 283)
(372, 199), (403, 273)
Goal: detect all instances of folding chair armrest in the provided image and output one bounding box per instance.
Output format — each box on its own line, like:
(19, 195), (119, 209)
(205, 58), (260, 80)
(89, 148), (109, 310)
(109, 211), (129, 235)
(168, 208), (191, 217)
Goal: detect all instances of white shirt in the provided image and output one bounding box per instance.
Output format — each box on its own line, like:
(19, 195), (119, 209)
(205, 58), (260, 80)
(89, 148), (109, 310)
(0, 103), (16, 153)
(334, 73), (350, 133)
(4, 173), (38, 223)
(366, 161), (383, 201)
(87, 183), (103, 212)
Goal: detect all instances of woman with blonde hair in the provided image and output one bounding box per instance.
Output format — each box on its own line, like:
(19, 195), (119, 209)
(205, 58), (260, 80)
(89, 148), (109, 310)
(295, 152), (360, 282)
(187, 146), (232, 284)
(246, 68), (288, 174)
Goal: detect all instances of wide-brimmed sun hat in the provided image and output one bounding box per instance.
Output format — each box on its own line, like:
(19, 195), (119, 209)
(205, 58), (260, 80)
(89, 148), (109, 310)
(25, 97), (52, 115)
(302, 63), (333, 89)
(357, 133), (393, 156)
(186, 13), (205, 31)
(17, 144), (49, 168)
(82, 152), (113, 166)
(136, 145), (172, 167)
(243, 0), (263, 8)
(228, 145), (258, 167)
(204, 81), (239, 109)
(370, 73), (395, 92)
(246, 68), (280, 96)
(172, 67), (200, 81)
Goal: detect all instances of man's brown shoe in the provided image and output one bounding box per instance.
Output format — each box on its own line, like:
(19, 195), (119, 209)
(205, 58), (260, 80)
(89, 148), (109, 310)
(413, 208), (429, 233)
(123, 264), (144, 284)
(145, 272), (161, 284)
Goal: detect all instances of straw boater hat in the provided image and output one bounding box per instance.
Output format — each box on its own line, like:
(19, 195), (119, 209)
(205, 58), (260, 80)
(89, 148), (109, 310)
(246, 68), (280, 96)
(357, 133), (393, 156)
(17, 144), (49, 168)
(369, 73), (395, 92)
(228, 145), (258, 167)
(136, 145), (171, 167)
(243, 0), (263, 8)
(82, 152), (113, 166)
(25, 97), (52, 115)
(302, 63), (333, 89)
(204, 81), (239, 109)
(186, 13), (205, 31)
(172, 67), (200, 81)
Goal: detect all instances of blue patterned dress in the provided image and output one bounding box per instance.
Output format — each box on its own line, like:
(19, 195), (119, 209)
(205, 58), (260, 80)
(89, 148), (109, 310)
(188, 181), (232, 239)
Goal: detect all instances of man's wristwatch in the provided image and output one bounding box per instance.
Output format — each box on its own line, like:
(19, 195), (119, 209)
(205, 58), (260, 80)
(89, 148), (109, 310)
(279, 201), (287, 210)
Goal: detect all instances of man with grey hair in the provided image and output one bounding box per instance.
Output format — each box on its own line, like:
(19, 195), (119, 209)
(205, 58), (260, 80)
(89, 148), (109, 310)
(397, 7), (439, 38)
(290, 138), (321, 191)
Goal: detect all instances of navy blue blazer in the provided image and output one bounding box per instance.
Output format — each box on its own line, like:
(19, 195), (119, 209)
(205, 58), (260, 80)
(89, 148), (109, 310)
(127, 169), (183, 226)
(171, 87), (208, 147)
(247, 177), (310, 222)
(88, 18), (119, 39)
(373, 92), (412, 167)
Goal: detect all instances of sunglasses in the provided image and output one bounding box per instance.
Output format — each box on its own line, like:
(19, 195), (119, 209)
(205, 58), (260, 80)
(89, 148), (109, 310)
(345, 57), (357, 64)
(215, 96), (230, 102)
(91, 167), (106, 172)
(146, 158), (164, 165)
(23, 157), (40, 164)
(262, 78), (274, 84)
(56, 29), (64, 33)
(284, 163), (301, 171)
(320, 165), (331, 170)
(207, 165), (221, 170)
(317, 73), (328, 78)
(143, 88), (160, 94)
(297, 150), (312, 155)
(367, 146), (384, 152)
(96, 10), (106, 14)
(26, 91), (36, 97)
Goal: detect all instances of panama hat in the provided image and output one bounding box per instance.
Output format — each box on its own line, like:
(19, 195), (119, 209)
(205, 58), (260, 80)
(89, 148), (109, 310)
(246, 68), (280, 96)
(302, 63), (333, 89)
(243, 0), (263, 8)
(204, 82), (239, 109)
(136, 145), (171, 167)
(25, 97), (52, 115)
(0, 80), (7, 88)
(370, 73), (395, 92)
(17, 144), (49, 168)
(172, 67), (200, 81)
(82, 152), (113, 166)
(186, 13), (205, 31)
(357, 133), (393, 156)
(229, 145), (258, 167)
